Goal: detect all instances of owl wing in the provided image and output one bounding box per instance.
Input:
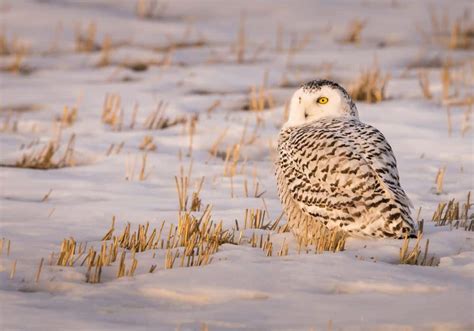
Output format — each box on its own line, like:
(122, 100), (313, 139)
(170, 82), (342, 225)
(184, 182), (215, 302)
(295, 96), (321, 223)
(278, 119), (414, 237)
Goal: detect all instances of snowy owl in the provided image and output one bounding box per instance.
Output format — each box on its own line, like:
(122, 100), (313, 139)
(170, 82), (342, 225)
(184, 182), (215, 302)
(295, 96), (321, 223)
(276, 80), (416, 239)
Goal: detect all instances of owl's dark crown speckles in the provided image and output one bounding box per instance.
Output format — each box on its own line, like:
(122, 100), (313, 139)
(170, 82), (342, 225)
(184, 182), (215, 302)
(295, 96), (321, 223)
(301, 79), (358, 116)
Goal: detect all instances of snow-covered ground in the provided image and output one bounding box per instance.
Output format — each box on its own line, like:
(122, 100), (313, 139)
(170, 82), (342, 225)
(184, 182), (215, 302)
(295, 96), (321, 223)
(1, 0), (473, 330)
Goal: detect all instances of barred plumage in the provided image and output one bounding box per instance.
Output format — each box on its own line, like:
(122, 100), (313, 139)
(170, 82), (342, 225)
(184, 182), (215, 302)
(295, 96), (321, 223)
(276, 80), (416, 239)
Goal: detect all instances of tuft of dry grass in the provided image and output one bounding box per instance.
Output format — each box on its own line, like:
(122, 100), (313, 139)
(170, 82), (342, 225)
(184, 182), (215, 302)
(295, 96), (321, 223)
(348, 63), (391, 103)
(418, 7), (474, 50)
(56, 105), (78, 127)
(135, 0), (167, 19)
(175, 176), (205, 212)
(139, 135), (157, 151)
(15, 134), (76, 169)
(143, 101), (188, 130)
(342, 19), (367, 44)
(243, 85), (275, 111)
(0, 112), (19, 133)
(102, 93), (123, 130)
(222, 143), (241, 177)
(297, 223), (347, 254)
(125, 153), (151, 181)
(0, 37), (31, 74)
(242, 71), (275, 111)
(97, 35), (112, 67)
(75, 22), (99, 53)
(432, 192), (473, 231)
(399, 233), (438, 266)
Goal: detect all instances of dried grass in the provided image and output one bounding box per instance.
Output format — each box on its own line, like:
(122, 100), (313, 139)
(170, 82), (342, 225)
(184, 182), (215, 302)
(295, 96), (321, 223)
(139, 135), (157, 151)
(143, 101), (188, 130)
(102, 95), (187, 131)
(399, 233), (438, 266)
(175, 176), (205, 212)
(418, 70), (433, 99)
(102, 93), (123, 130)
(222, 143), (241, 177)
(432, 192), (473, 231)
(418, 7), (474, 50)
(56, 106), (78, 127)
(97, 35), (112, 67)
(0, 112), (19, 133)
(0, 34), (31, 74)
(434, 166), (446, 194)
(15, 134), (76, 169)
(135, 0), (167, 19)
(349, 63), (390, 103)
(75, 22), (99, 53)
(342, 19), (367, 44)
(296, 223), (347, 255)
(235, 13), (246, 63)
(242, 71), (275, 111)
(125, 153), (150, 181)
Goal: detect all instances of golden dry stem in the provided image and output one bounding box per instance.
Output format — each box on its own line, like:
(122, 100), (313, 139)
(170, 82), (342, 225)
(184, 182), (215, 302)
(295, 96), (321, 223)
(136, 0), (167, 19)
(399, 233), (438, 266)
(244, 85), (275, 111)
(35, 258), (44, 283)
(223, 143), (241, 177)
(206, 100), (221, 117)
(139, 135), (157, 151)
(0, 36), (30, 74)
(187, 116), (197, 157)
(418, 70), (433, 99)
(106, 141), (125, 156)
(97, 35), (112, 67)
(441, 63), (452, 101)
(9, 260), (17, 279)
(190, 177), (205, 212)
(434, 166), (446, 194)
(208, 128), (229, 158)
(75, 22), (98, 53)
(461, 104), (472, 137)
(342, 19), (367, 44)
(432, 192), (473, 230)
(138, 152), (149, 181)
(175, 176), (189, 211)
(56, 106), (78, 127)
(420, 8), (473, 50)
(349, 65), (390, 103)
(57, 237), (77, 266)
(102, 93), (123, 130)
(143, 101), (187, 130)
(293, 219), (347, 254)
(235, 13), (246, 63)
(16, 134), (76, 169)
(0, 238), (12, 256)
(243, 71), (275, 111)
(102, 217), (116, 241)
(1, 31), (31, 74)
(0, 112), (20, 133)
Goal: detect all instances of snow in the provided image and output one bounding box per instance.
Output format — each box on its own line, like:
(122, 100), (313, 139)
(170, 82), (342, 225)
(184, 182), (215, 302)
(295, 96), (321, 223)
(1, 0), (473, 330)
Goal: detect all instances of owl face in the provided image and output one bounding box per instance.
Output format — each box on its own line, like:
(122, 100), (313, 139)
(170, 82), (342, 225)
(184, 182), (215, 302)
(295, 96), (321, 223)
(284, 80), (358, 128)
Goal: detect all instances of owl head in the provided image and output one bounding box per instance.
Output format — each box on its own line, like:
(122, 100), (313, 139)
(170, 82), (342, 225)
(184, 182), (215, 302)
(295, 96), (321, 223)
(284, 79), (359, 128)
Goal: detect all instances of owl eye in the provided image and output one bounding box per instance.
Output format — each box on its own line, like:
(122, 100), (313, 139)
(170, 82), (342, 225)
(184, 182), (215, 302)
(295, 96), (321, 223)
(317, 97), (329, 104)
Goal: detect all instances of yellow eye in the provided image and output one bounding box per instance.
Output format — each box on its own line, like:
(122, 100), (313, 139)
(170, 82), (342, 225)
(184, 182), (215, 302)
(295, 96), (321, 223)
(317, 97), (329, 104)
